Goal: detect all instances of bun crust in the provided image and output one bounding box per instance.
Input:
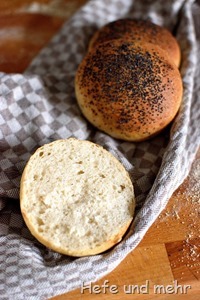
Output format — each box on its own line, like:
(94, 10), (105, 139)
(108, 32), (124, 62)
(89, 19), (181, 67)
(20, 138), (135, 256)
(75, 40), (183, 142)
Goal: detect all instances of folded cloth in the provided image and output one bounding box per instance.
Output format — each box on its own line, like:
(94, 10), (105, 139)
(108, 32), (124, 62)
(0, 0), (200, 299)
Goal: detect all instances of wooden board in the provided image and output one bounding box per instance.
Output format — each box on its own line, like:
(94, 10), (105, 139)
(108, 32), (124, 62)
(0, 1), (199, 299)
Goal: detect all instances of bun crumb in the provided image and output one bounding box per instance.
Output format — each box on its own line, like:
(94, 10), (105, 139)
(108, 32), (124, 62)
(20, 138), (135, 256)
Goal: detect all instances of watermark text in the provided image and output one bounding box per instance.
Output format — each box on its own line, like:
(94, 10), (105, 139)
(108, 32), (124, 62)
(80, 280), (191, 295)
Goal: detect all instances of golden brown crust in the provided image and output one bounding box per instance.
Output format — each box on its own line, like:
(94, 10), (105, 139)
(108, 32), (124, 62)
(89, 18), (181, 68)
(75, 40), (183, 142)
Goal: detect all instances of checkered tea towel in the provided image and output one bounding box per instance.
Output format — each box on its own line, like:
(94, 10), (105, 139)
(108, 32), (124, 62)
(0, 0), (200, 299)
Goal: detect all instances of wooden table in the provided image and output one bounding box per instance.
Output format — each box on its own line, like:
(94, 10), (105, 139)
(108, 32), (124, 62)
(1, 1), (199, 299)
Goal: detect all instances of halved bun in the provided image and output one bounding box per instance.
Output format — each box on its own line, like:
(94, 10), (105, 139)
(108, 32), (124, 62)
(20, 138), (135, 256)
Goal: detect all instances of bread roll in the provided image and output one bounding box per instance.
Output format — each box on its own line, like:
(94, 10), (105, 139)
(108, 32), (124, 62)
(75, 40), (183, 142)
(20, 138), (135, 256)
(89, 18), (181, 67)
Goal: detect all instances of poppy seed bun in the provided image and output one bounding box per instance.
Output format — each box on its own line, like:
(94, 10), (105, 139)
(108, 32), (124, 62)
(89, 19), (181, 67)
(20, 138), (135, 257)
(75, 40), (183, 142)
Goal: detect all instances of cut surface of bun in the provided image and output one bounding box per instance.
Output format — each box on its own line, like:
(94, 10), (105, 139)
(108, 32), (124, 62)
(20, 138), (135, 256)
(89, 18), (181, 67)
(75, 40), (183, 142)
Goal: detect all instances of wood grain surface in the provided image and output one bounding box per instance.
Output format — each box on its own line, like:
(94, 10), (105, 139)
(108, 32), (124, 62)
(1, 1), (199, 299)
